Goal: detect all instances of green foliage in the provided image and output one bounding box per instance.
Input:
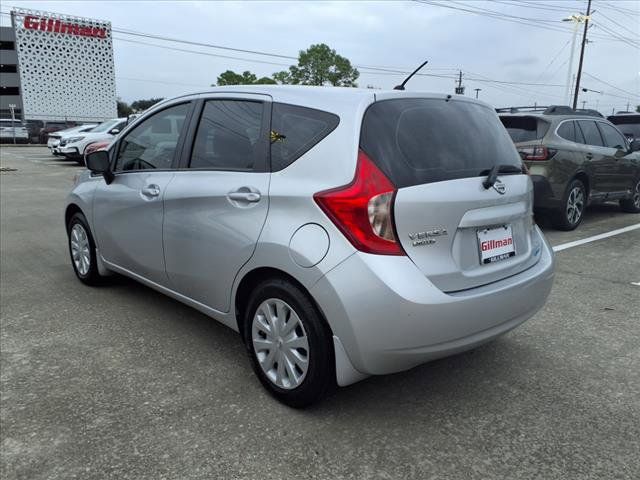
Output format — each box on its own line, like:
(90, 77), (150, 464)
(272, 44), (359, 87)
(636, 105), (640, 113)
(116, 99), (132, 117)
(130, 98), (164, 112)
(214, 70), (278, 86)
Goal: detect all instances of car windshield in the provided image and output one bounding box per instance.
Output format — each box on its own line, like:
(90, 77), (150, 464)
(91, 120), (119, 133)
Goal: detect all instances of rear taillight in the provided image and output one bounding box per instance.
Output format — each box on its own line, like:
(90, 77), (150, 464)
(517, 146), (556, 161)
(314, 150), (404, 256)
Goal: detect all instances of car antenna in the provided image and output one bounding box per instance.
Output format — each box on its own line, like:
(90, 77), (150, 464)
(393, 60), (429, 91)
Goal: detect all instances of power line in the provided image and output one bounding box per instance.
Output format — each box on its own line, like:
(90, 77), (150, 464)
(582, 72), (638, 98)
(597, 1), (640, 17)
(594, 9), (640, 39)
(411, 0), (636, 45)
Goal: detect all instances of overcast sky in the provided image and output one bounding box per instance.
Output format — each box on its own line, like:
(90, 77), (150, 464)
(2, 0), (639, 113)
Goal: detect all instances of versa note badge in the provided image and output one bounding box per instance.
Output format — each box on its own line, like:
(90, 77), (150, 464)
(408, 227), (448, 247)
(493, 180), (506, 195)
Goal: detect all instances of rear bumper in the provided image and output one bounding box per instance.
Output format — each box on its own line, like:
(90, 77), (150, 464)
(531, 175), (562, 210)
(312, 226), (555, 382)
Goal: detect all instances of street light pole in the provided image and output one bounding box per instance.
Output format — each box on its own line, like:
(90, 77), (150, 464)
(572, 0), (592, 110)
(9, 104), (16, 145)
(474, 88), (481, 99)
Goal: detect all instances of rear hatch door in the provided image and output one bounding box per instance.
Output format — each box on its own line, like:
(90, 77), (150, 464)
(361, 96), (541, 292)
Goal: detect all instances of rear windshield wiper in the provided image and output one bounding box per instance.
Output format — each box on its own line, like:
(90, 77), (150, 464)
(481, 164), (522, 189)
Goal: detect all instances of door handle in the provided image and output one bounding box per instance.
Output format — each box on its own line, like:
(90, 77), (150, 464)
(141, 184), (161, 197)
(585, 153), (594, 160)
(228, 191), (261, 202)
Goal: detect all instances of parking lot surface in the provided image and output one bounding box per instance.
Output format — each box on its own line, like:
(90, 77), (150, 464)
(1, 146), (639, 480)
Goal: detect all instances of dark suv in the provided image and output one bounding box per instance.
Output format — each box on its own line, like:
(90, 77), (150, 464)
(608, 113), (640, 142)
(499, 106), (640, 230)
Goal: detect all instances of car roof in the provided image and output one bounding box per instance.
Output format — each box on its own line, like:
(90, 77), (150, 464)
(154, 85), (491, 115)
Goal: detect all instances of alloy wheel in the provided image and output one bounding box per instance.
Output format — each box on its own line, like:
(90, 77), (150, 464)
(70, 223), (91, 276)
(566, 186), (584, 225)
(251, 298), (310, 390)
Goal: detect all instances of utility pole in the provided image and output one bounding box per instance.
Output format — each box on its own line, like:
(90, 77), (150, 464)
(474, 88), (481, 99)
(582, 100), (587, 109)
(572, 0), (592, 110)
(455, 70), (465, 95)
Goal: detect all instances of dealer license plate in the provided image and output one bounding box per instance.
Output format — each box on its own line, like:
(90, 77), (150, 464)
(477, 225), (516, 264)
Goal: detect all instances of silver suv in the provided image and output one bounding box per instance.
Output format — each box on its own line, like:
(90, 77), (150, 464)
(65, 87), (555, 407)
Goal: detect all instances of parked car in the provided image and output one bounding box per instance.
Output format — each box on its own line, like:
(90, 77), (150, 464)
(38, 121), (74, 144)
(499, 106), (640, 230)
(58, 118), (127, 164)
(66, 87), (555, 407)
(47, 124), (97, 155)
(0, 119), (30, 143)
(607, 113), (640, 142)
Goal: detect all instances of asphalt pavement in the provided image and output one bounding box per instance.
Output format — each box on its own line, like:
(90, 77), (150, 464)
(1, 147), (639, 480)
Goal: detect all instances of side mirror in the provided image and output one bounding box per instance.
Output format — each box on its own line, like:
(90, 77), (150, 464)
(630, 139), (640, 152)
(86, 150), (114, 184)
(614, 148), (627, 158)
(109, 128), (120, 135)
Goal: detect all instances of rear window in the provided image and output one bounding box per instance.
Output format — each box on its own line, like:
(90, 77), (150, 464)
(270, 103), (339, 171)
(499, 116), (550, 143)
(608, 115), (640, 139)
(360, 98), (522, 188)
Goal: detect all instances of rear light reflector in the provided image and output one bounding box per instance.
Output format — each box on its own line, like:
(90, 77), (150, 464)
(517, 146), (556, 161)
(314, 150), (404, 256)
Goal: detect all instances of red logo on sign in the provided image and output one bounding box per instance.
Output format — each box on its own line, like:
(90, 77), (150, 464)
(481, 237), (513, 252)
(23, 15), (107, 39)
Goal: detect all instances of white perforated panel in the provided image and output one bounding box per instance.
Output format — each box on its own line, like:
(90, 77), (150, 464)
(11, 8), (117, 122)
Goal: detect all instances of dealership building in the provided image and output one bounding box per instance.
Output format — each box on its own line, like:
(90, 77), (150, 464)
(0, 8), (117, 122)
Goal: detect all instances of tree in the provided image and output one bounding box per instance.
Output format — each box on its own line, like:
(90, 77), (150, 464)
(130, 98), (164, 112)
(214, 70), (276, 86)
(636, 105), (640, 113)
(273, 44), (359, 87)
(117, 99), (132, 117)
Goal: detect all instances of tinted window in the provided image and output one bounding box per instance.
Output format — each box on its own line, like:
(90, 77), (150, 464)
(115, 103), (189, 172)
(190, 100), (264, 170)
(576, 121), (604, 146)
(500, 116), (550, 142)
(361, 99), (522, 187)
(0, 64), (17, 73)
(270, 103), (339, 171)
(597, 122), (627, 149)
(608, 115), (640, 140)
(557, 121), (576, 142)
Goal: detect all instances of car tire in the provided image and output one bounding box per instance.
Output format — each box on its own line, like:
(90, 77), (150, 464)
(67, 212), (103, 285)
(619, 179), (640, 213)
(243, 277), (334, 408)
(551, 179), (587, 231)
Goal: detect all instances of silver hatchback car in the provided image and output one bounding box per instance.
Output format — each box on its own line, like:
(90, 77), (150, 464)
(66, 86), (555, 407)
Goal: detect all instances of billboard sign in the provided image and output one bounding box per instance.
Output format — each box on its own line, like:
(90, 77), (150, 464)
(11, 8), (117, 122)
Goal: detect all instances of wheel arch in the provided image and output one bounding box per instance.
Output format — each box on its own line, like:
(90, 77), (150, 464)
(234, 266), (335, 343)
(64, 203), (84, 232)
(572, 171), (590, 197)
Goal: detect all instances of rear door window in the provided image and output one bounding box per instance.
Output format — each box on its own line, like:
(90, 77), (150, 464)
(270, 103), (339, 171)
(499, 116), (550, 143)
(189, 100), (265, 171)
(361, 98), (522, 188)
(576, 120), (604, 147)
(597, 122), (627, 149)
